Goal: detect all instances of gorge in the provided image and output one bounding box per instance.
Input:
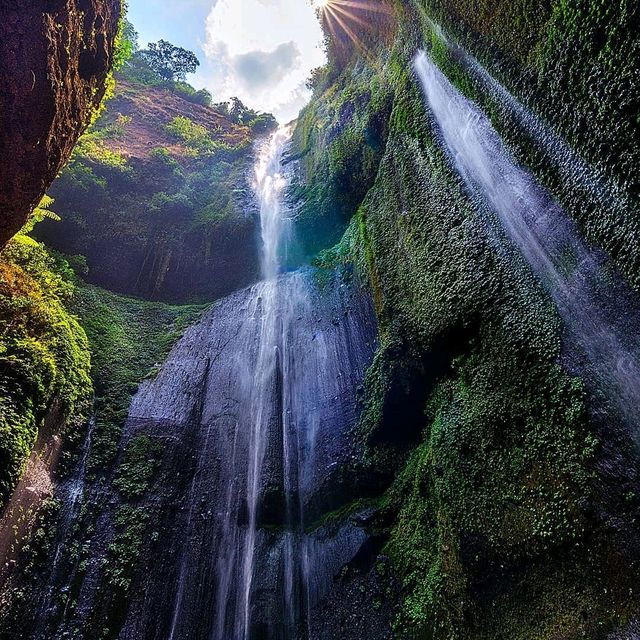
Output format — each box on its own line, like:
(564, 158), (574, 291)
(1, 1), (639, 639)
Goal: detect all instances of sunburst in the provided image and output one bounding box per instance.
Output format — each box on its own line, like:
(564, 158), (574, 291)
(312, 0), (393, 60)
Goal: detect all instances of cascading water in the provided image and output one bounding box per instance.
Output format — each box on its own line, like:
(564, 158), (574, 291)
(22, 127), (376, 640)
(414, 51), (640, 430)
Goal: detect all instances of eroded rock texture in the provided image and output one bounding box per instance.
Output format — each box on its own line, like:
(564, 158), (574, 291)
(0, 0), (121, 247)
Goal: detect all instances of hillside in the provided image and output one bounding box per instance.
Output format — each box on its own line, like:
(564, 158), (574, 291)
(35, 76), (275, 303)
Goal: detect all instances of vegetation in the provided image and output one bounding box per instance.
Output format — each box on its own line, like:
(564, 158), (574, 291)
(1, 2), (637, 638)
(36, 74), (272, 302)
(139, 40), (200, 83)
(114, 436), (165, 500)
(292, 0), (640, 637)
(71, 284), (203, 476)
(165, 115), (226, 155)
(0, 213), (91, 504)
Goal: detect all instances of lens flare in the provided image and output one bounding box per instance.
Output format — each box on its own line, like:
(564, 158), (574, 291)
(314, 0), (394, 61)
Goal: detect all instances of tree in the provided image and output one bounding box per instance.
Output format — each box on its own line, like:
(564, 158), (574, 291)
(139, 40), (200, 83)
(228, 97), (258, 125)
(114, 18), (138, 70)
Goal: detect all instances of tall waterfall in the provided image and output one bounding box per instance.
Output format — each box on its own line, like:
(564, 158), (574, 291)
(25, 127), (376, 640)
(414, 52), (640, 430)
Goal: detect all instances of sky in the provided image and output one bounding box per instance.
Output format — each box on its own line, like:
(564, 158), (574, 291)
(128, 0), (327, 122)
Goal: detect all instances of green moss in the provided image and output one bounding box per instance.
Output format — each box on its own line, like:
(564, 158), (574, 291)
(105, 505), (150, 592)
(412, 0), (640, 290)
(70, 284), (204, 477)
(165, 115), (232, 156)
(305, 498), (381, 534)
(113, 435), (164, 500)
(290, 56), (395, 257)
(0, 237), (92, 504)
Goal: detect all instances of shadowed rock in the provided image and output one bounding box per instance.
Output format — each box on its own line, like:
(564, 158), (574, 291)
(0, 0), (121, 247)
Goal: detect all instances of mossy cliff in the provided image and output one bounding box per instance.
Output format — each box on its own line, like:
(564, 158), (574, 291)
(0, 0), (122, 247)
(0, 0), (121, 515)
(36, 77), (276, 303)
(293, 1), (640, 637)
(0, 237), (92, 506)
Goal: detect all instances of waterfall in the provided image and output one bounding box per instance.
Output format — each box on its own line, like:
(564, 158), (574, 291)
(414, 51), (640, 431)
(20, 127), (376, 640)
(135, 127), (376, 639)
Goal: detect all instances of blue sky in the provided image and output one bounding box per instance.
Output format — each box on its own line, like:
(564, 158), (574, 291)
(127, 0), (326, 121)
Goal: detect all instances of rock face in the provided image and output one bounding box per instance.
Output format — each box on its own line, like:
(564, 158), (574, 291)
(0, 0), (121, 247)
(9, 271), (379, 640)
(35, 78), (262, 303)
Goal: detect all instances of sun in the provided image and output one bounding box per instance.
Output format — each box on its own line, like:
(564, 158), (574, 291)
(312, 0), (394, 59)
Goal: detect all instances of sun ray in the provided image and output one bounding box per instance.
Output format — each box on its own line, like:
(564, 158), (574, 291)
(325, 5), (372, 60)
(315, 0), (394, 67)
(332, 0), (393, 14)
(329, 2), (372, 30)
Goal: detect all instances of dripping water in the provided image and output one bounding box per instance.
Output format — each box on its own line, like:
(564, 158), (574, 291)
(414, 51), (640, 431)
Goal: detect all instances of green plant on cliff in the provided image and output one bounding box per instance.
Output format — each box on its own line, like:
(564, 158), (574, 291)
(113, 435), (164, 500)
(0, 228), (91, 504)
(37, 81), (261, 303)
(70, 284), (203, 477)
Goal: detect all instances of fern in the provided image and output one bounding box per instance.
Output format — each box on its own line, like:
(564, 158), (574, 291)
(19, 195), (61, 235)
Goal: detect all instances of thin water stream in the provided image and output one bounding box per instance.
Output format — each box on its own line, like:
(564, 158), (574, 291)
(414, 51), (640, 431)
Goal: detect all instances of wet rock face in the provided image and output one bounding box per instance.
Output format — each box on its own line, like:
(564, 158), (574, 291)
(0, 0), (121, 247)
(16, 271), (382, 640)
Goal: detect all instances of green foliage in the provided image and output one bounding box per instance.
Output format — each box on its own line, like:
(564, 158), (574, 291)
(114, 436), (164, 500)
(105, 505), (150, 592)
(0, 237), (91, 504)
(42, 88), (259, 303)
(173, 82), (213, 107)
(165, 116), (221, 155)
(70, 285), (203, 476)
(19, 195), (61, 236)
(113, 14), (137, 72)
(73, 130), (130, 171)
(249, 112), (279, 135)
(290, 58), (394, 257)
(139, 40), (200, 83)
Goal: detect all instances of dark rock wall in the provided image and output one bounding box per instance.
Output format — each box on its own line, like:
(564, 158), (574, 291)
(8, 270), (379, 640)
(0, 0), (121, 247)
(33, 78), (263, 303)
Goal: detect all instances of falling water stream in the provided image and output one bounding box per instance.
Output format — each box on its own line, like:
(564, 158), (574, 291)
(130, 127), (377, 640)
(21, 126), (376, 640)
(414, 52), (640, 430)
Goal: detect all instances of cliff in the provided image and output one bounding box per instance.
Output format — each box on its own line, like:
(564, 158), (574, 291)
(292, 0), (640, 637)
(35, 77), (274, 303)
(0, 0), (121, 248)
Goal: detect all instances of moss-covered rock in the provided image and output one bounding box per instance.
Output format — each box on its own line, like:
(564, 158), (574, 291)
(292, 0), (640, 636)
(35, 78), (275, 303)
(0, 236), (92, 504)
(0, 0), (121, 247)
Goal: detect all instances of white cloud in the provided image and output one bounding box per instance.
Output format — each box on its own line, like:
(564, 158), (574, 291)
(200, 0), (326, 122)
